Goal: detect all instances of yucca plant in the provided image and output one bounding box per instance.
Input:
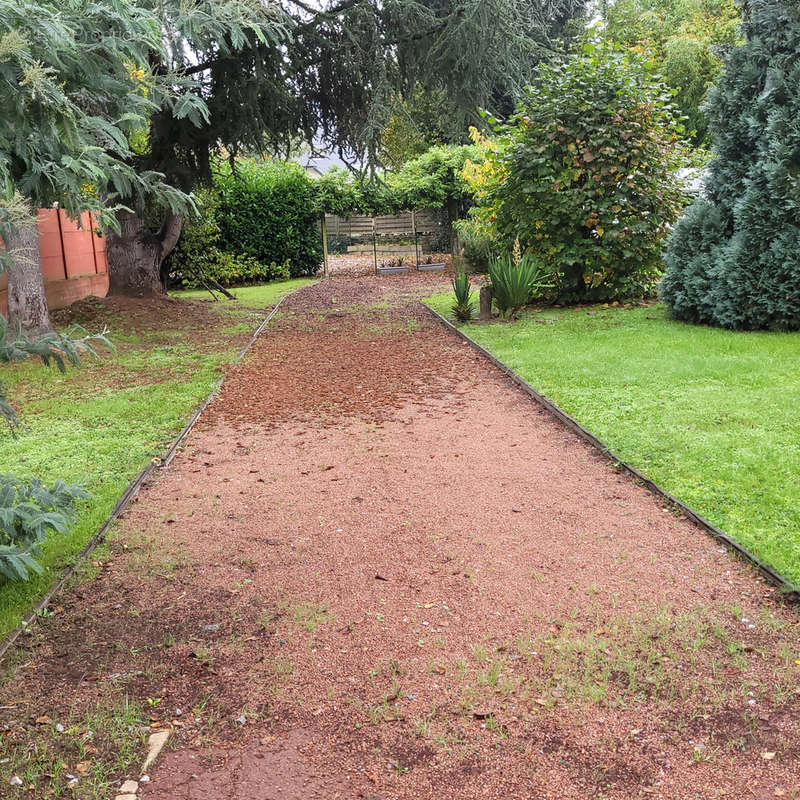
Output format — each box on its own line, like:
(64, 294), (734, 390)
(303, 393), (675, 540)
(451, 271), (476, 322)
(489, 252), (553, 320)
(0, 475), (90, 581)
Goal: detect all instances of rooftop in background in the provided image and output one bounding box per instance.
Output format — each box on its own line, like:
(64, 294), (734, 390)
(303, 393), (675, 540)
(296, 152), (350, 177)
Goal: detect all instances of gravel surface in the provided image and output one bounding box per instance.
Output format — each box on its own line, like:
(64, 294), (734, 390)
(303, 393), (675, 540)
(2, 276), (798, 800)
(326, 252), (453, 276)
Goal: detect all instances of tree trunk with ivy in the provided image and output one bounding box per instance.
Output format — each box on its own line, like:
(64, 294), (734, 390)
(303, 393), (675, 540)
(5, 219), (52, 337)
(106, 210), (183, 296)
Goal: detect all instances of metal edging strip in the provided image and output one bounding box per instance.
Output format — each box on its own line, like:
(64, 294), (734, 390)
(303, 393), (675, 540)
(0, 283), (310, 663)
(424, 303), (800, 604)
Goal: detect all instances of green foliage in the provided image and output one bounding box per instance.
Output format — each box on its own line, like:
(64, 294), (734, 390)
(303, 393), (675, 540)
(601, 0), (741, 146)
(0, 475), (89, 581)
(206, 254), (290, 287)
(0, 0), (200, 250)
(166, 188), (290, 288)
(299, 0), (588, 169)
(475, 46), (689, 303)
(0, 315), (114, 374)
(128, 0), (589, 229)
(0, 315), (114, 431)
(387, 145), (478, 211)
(312, 168), (364, 218)
(454, 217), (497, 272)
(451, 272), (476, 322)
(380, 87), (453, 169)
(662, 0), (800, 331)
(214, 161), (321, 278)
(489, 252), (554, 319)
(0, 383), (18, 433)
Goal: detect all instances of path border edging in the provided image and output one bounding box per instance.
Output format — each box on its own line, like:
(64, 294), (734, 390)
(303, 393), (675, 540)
(424, 303), (800, 603)
(0, 285), (308, 663)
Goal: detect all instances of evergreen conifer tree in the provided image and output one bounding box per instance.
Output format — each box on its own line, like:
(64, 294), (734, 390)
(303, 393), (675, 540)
(662, 0), (800, 330)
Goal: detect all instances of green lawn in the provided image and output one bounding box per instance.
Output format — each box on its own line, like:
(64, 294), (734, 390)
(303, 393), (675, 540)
(0, 279), (311, 638)
(170, 281), (312, 306)
(427, 294), (800, 586)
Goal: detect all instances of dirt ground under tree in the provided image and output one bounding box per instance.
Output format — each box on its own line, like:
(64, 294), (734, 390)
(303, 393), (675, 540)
(2, 277), (799, 800)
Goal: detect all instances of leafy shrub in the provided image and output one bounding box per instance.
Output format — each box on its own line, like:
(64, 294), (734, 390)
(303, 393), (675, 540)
(164, 188), (223, 287)
(167, 186), (294, 288)
(451, 272), (476, 322)
(489, 249), (555, 320)
(211, 253), (290, 286)
(454, 217), (496, 273)
(470, 46), (689, 303)
(215, 160), (321, 278)
(387, 145), (478, 211)
(662, 0), (800, 330)
(0, 475), (89, 581)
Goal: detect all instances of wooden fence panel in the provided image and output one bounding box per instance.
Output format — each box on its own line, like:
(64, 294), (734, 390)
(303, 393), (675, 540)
(0, 209), (109, 317)
(325, 209), (441, 239)
(37, 209), (67, 282)
(61, 211), (101, 278)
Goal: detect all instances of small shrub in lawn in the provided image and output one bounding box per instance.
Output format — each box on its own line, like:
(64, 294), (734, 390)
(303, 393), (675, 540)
(469, 46), (689, 302)
(489, 248), (554, 320)
(0, 475), (89, 581)
(451, 272), (476, 322)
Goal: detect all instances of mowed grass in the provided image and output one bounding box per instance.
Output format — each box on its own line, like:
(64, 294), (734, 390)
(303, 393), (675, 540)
(170, 280), (313, 306)
(0, 279), (310, 638)
(427, 294), (800, 586)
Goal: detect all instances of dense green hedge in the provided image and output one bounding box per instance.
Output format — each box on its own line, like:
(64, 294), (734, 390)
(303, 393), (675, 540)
(214, 160), (321, 278)
(168, 162), (322, 286)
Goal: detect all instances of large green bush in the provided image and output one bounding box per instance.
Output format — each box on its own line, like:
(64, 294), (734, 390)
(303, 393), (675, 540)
(215, 161), (321, 278)
(388, 145), (478, 251)
(474, 47), (688, 303)
(167, 174), (311, 288)
(662, 0), (800, 330)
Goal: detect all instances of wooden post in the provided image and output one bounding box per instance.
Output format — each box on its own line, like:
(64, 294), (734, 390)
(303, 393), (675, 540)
(321, 214), (329, 278)
(412, 210), (419, 268)
(480, 286), (493, 321)
(372, 217), (378, 275)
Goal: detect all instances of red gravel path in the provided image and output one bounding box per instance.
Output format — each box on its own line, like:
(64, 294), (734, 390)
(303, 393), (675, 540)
(2, 276), (799, 800)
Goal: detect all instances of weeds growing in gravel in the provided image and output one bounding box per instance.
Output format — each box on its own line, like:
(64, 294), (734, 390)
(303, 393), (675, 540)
(0, 696), (145, 799)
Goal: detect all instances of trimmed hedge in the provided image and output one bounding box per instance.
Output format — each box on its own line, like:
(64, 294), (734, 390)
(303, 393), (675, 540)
(215, 160), (321, 278)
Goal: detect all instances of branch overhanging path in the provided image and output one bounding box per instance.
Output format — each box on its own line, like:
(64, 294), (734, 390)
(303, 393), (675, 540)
(1, 277), (799, 800)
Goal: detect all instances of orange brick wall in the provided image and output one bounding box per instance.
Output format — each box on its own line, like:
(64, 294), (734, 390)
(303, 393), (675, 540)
(0, 209), (109, 317)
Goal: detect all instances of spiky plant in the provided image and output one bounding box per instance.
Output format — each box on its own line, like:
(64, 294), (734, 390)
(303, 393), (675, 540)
(451, 271), (476, 322)
(489, 253), (554, 320)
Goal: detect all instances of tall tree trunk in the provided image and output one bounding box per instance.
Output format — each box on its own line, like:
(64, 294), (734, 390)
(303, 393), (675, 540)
(5, 218), (52, 336)
(106, 210), (183, 296)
